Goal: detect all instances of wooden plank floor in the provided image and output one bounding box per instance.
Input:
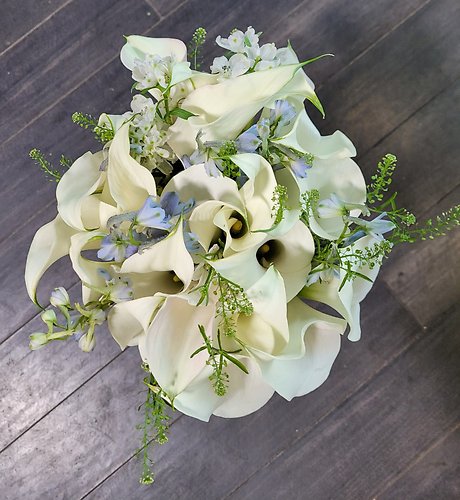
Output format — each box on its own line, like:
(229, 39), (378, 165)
(0, 1), (459, 498)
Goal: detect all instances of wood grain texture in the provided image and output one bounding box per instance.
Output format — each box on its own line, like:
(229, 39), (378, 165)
(1, 0), (459, 498)
(318, 0), (460, 156)
(0, 0), (70, 53)
(229, 305), (460, 500)
(0, 0), (158, 145)
(379, 424), (460, 499)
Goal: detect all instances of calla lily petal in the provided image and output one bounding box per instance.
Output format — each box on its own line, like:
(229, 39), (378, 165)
(68, 230), (112, 303)
(168, 63), (322, 157)
(296, 157), (367, 240)
(174, 357), (274, 421)
(107, 123), (157, 211)
(258, 297), (345, 400)
(300, 235), (381, 341)
(108, 296), (163, 349)
(121, 222), (194, 296)
(56, 151), (106, 230)
(237, 266), (289, 356)
(120, 35), (187, 70)
(139, 295), (215, 399)
(25, 215), (78, 305)
(274, 108), (356, 159)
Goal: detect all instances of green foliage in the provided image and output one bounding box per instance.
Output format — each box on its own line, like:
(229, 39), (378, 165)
(137, 366), (171, 485)
(197, 266), (253, 337)
(29, 148), (62, 182)
(271, 185), (288, 226)
(188, 27), (207, 70)
(191, 325), (248, 397)
(300, 189), (320, 222)
(367, 153), (397, 204)
(218, 141), (240, 179)
(391, 205), (460, 243)
(72, 111), (114, 143)
(59, 154), (73, 169)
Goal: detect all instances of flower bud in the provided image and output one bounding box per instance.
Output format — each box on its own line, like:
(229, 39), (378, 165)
(41, 309), (57, 326)
(50, 287), (70, 307)
(78, 332), (96, 352)
(29, 333), (48, 350)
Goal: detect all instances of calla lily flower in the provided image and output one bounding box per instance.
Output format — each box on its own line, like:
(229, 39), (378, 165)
(300, 235), (382, 341)
(167, 63), (324, 157)
(256, 298), (346, 400)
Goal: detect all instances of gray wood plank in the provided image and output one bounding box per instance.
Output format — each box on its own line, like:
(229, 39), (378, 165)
(273, 0), (429, 85)
(228, 304), (460, 500)
(0, 0), (70, 53)
(0, 346), (180, 500)
(0, 0), (158, 145)
(318, 0), (460, 157)
(83, 282), (421, 499)
(379, 424), (460, 500)
(147, 0), (185, 17)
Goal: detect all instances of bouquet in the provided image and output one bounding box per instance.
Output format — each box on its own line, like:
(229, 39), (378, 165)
(25, 27), (460, 483)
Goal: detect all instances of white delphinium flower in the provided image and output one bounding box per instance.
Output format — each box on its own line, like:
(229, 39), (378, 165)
(254, 43), (281, 71)
(210, 53), (251, 79)
(124, 95), (175, 174)
(132, 53), (191, 90)
(317, 193), (369, 219)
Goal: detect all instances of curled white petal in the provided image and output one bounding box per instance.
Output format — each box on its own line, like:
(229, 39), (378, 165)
(25, 215), (78, 304)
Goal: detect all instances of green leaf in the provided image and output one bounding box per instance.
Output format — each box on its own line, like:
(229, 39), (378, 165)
(190, 345), (207, 358)
(222, 352), (249, 374)
(169, 108), (197, 120)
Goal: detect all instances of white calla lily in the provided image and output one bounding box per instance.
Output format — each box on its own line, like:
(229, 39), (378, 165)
(108, 296), (163, 349)
(295, 157), (367, 240)
(163, 163), (244, 209)
(107, 123), (157, 211)
(68, 230), (112, 303)
(257, 298), (345, 400)
(139, 294), (215, 399)
(168, 63), (323, 157)
(237, 266), (289, 356)
(300, 235), (381, 341)
(56, 151), (106, 230)
(274, 108), (356, 159)
(174, 357), (274, 421)
(121, 221), (195, 297)
(80, 194), (118, 231)
(25, 215), (78, 304)
(211, 220), (314, 301)
(120, 35), (188, 69)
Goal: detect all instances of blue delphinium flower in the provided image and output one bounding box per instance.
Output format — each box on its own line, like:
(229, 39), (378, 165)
(347, 212), (395, 241)
(160, 191), (194, 217)
(136, 197), (172, 229)
(270, 99), (296, 136)
(97, 229), (138, 261)
(289, 156), (312, 178)
(235, 127), (261, 153)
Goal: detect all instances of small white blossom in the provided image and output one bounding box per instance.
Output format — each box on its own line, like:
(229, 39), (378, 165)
(216, 30), (245, 52)
(50, 287), (70, 307)
(318, 193), (369, 219)
(210, 53), (251, 78)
